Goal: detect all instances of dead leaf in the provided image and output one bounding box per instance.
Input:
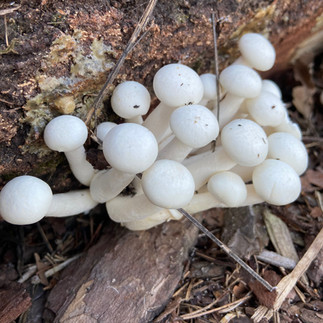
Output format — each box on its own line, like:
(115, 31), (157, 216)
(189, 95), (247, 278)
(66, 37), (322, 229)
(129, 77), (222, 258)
(292, 85), (315, 119)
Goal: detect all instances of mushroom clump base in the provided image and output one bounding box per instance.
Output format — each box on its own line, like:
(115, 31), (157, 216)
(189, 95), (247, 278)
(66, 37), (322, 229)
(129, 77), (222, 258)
(0, 33), (308, 230)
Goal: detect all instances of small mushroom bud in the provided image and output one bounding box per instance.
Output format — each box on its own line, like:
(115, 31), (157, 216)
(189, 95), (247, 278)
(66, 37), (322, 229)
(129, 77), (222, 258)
(111, 81), (151, 124)
(245, 91), (286, 127)
(221, 119), (268, 167)
(252, 159), (301, 205)
(267, 132), (308, 175)
(207, 171), (247, 207)
(238, 33), (276, 71)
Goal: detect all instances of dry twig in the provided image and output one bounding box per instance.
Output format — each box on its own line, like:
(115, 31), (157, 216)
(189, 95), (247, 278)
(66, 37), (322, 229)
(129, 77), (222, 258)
(85, 0), (158, 126)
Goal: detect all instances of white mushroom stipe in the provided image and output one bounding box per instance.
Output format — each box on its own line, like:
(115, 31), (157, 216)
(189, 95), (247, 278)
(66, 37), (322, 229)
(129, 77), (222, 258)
(0, 176), (53, 225)
(267, 132), (308, 175)
(142, 159), (195, 209)
(46, 190), (98, 217)
(207, 171), (247, 207)
(183, 146), (237, 190)
(111, 81), (151, 124)
(44, 115), (96, 186)
(221, 119), (268, 167)
(252, 159), (301, 205)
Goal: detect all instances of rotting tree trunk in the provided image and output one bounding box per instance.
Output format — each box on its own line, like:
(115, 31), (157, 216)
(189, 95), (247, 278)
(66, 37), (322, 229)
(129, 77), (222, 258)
(1, 0), (323, 322)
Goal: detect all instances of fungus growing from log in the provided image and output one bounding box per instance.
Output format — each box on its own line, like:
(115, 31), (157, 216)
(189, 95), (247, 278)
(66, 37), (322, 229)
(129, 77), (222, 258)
(44, 115), (96, 186)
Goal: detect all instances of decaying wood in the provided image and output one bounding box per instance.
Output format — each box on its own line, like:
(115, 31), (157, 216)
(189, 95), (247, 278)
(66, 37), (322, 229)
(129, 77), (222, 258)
(0, 281), (31, 323)
(44, 219), (198, 322)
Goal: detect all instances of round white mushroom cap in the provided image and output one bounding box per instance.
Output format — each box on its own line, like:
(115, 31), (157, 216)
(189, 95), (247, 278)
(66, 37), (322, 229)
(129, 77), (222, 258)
(207, 171), (247, 207)
(170, 105), (219, 148)
(111, 81), (151, 119)
(221, 119), (268, 166)
(0, 176), (53, 225)
(252, 159), (301, 205)
(200, 73), (218, 101)
(44, 115), (88, 152)
(95, 122), (117, 142)
(238, 33), (276, 71)
(153, 63), (204, 107)
(103, 123), (158, 174)
(267, 132), (308, 175)
(245, 91), (286, 127)
(142, 159), (195, 209)
(261, 80), (282, 99)
(219, 64), (262, 98)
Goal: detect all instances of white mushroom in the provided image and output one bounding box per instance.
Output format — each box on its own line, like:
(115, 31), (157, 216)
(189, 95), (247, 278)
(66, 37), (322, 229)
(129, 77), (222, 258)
(111, 81), (151, 124)
(261, 80), (282, 99)
(221, 119), (268, 167)
(267, 132), (308, 175)
(95, 121), (117, 144)
(207, 171), (247, 207)
(252, 159), (301, 205)
(158, 105), (219, 162)
(143, 63), (204, 142)
(199, 73), (221, 106)
(0, 176), (98, 225)
(245, 91), (286, 127)
(142, 159), (195, 209)
(44, 115), (96, 186)
(90, 123), (158, 203)
(238, 33), (276, 71)
(216, 64), (262, 127)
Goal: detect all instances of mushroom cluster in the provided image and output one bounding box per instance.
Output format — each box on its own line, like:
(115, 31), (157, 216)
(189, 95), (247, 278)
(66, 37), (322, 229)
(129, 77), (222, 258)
(0, 33), (308, 230)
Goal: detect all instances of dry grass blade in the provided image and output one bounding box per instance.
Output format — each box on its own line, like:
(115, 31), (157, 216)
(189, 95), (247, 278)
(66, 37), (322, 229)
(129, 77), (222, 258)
(273, 225), (323, 311)
(85, 0), (158, 126)
(181, 293), (252, 320)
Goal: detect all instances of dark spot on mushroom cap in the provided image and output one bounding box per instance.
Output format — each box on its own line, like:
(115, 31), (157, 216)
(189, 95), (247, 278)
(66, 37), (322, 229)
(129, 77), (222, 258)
(180, 83), (184, 86)
(271, 105), (276, 109)
(238, 124), (242, 126)
(257, 154), (260, 157)
(133, 105), (140, 109)
(205, 124), (208, 126)
(262, 138), (266, 144)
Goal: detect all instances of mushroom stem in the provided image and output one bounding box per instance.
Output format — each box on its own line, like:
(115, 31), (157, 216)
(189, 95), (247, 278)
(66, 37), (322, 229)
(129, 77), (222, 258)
(65, 147), (96, 186)
(214, 94), (244, 128)
(106, 184), (264, 224)
(46, 190), (98, 217)
(90, 168), (135, 203)
(158, 137), (193, 161)
(183, 146), (236, 189)
(143, 102), (174, 142)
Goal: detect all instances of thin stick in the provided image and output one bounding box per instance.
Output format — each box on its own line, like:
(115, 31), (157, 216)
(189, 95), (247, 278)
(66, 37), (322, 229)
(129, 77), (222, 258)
(211, 12), (220, 124)
(84, 0), (158, 126)
(177, 208), (275, 292)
